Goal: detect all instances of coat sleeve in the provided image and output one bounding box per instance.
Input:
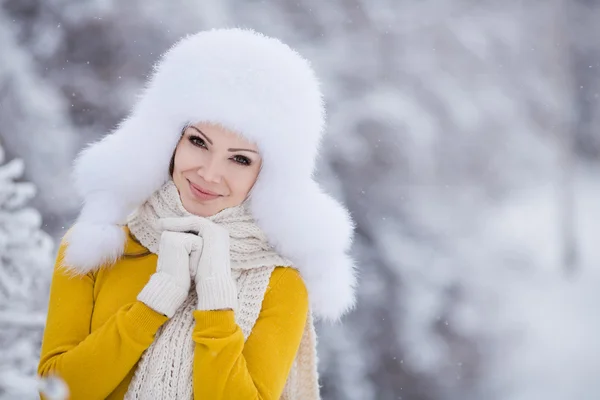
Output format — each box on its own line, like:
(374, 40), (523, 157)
(37, 240), (168, 400)
(192, 267), (309, 399)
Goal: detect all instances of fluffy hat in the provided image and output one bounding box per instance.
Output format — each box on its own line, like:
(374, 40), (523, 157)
(63, 28), (356, 321)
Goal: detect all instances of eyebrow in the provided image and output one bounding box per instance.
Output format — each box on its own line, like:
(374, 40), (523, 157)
(188, 125), (258, 154)
(228, 147), (258, 154)
(188, 126), (212, 145)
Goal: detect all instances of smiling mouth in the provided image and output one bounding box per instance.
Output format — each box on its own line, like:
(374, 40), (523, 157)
(188, 180), (222, 201)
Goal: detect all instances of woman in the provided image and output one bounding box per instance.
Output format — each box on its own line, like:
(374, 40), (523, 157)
(38, 28), (356, 400)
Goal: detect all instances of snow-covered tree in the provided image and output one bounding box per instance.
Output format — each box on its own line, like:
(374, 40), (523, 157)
(0, 140), (55, 399)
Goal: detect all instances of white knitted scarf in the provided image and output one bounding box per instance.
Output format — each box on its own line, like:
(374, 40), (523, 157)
(124, 180), (320, 399)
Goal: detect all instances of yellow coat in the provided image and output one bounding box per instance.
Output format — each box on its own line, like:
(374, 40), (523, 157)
(38, 228), (309, 399)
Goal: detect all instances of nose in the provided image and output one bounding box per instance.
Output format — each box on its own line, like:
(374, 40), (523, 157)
(196, 156), (222, 184)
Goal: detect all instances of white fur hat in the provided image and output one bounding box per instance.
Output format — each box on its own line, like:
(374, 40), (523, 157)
(63, 28), (356, 320)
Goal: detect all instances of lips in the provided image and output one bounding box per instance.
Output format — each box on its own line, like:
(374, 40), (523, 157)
(188, 180), (221, 201)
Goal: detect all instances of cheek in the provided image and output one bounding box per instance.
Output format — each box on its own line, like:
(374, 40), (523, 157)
(174, 144), (201, 174)
(233, 166), (261, 195)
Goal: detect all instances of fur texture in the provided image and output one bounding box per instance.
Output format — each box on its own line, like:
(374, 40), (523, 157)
(64, 28), (356, 321)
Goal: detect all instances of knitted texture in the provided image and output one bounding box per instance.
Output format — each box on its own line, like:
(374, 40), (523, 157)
(125, 180), (320, 399)
(137, 272), (190, 318)
(127, 180), (289, 270)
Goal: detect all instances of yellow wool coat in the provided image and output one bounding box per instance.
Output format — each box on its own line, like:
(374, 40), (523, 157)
(38, 228), (309, 400)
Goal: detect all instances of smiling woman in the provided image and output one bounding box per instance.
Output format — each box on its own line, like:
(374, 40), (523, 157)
(171, 122), (263, 217)
(37, 28), (356, 400)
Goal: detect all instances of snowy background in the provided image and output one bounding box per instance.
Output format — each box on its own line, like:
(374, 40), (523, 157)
(1, 0), (599, 399)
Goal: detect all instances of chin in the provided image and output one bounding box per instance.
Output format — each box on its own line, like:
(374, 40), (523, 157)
(181, 196), (221, 217)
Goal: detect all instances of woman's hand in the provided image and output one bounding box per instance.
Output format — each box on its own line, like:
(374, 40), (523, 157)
(158, 217), (207, 277)
(137, 231), (203, 317)
(157, 216), (237, 311)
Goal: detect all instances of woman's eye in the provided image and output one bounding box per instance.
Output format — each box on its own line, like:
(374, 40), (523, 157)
(189, 135), (207, 148)
(232, 155), (252, 166)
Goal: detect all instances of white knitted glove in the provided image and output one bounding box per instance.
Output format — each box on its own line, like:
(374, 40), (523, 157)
(157, 216), (237, 311)
(137, 231), (203, 317)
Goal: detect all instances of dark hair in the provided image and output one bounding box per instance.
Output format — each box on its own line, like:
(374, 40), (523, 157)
(169, 150), (176, 176)
(169, 124), (188, 176)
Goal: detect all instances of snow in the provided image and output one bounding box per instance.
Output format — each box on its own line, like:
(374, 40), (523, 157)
(478, 165), (600, 400)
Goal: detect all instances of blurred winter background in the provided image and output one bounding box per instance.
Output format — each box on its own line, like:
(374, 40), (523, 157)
(1, 0), (599, 399)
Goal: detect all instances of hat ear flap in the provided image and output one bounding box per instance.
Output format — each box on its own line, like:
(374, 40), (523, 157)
(72, 114), (179, 207)
(63, 222), (127, 274)
(64, 114), (179, 273)
(249, 177), (357, 320)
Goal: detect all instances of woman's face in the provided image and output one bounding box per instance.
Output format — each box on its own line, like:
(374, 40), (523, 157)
(172, 122), (262, 217)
